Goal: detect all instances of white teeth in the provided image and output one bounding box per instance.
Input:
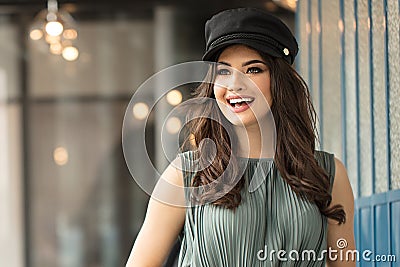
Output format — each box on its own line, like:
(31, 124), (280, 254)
(228, 97), (253, 104)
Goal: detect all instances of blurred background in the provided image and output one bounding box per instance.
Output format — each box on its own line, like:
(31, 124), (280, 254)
(0, 0), (398, 266)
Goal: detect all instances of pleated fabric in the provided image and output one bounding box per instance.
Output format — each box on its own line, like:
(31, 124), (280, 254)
(177, 150), (335, 267)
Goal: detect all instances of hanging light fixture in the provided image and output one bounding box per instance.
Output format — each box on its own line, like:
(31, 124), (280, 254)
(29, 0), (79, 61)
(272, 0), (297, 12)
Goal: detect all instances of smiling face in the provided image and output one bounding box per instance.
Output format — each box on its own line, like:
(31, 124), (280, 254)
(213, 44), (272, 128)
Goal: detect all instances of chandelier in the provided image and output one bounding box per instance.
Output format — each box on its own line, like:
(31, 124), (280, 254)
(29, 0), (79, 61)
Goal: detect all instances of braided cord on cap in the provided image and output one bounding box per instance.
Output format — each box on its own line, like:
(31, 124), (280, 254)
(208, 32), (288, 57)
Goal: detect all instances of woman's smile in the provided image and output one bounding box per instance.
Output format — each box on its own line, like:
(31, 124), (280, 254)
(226, 94), (255, 113)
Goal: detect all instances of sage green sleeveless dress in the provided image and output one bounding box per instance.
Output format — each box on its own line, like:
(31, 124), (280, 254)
(177, 150), (335, 267)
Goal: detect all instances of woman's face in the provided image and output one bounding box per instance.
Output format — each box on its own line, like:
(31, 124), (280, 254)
(213, 44), (272, 128)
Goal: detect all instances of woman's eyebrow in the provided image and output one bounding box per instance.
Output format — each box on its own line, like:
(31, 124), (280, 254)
(217, 59), (267, 67)
(217, 61), (231, 66)
(242, 59), (267, 66)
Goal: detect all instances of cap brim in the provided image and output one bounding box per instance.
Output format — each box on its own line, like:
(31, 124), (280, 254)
(202, 39), (282, 62)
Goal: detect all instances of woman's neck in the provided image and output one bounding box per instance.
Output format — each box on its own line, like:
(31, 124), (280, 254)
(233, 115), (275, 159)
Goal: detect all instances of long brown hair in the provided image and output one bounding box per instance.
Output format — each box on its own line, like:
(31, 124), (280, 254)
(181, 51), (346, 224)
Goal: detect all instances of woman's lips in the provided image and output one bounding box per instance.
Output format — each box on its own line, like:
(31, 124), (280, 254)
(226, 95), (255, 113)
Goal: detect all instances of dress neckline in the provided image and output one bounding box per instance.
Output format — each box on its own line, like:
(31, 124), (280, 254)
(237, 156), (274, 162)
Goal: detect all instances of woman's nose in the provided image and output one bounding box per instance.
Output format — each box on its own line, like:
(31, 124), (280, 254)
(226, 72), (246, 92)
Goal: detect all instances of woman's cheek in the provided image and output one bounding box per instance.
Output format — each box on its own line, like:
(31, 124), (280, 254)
(213, 86), (226, 103)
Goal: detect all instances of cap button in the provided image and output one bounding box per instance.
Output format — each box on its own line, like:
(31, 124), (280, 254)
(283, 48), (290, 56)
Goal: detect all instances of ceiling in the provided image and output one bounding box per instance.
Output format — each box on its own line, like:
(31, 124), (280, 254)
(0, 0), (292, 21)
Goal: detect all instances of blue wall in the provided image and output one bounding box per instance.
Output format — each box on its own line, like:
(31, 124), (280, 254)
(296, 0), (400, 265)
(355, 190), (400, 266)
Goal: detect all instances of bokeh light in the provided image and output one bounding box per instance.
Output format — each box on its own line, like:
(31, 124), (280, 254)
(132, 102), (149, 120)
(53, 146), (68, 166)
(45, 21), (63, 36)
(30, 29), (43, 40)
(166, 90), (182, 106)
(166, 117), (181, 134)
(62, 46), (79, 61)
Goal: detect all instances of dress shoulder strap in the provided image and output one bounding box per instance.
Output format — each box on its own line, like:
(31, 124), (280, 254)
(177, 150), (198, 188)
(314, 150), (336, 194)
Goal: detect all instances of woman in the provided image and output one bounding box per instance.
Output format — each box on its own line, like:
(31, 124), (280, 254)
(127, 7), (355, 266)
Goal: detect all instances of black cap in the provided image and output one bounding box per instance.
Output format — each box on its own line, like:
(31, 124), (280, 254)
(203, 8), (299, 64)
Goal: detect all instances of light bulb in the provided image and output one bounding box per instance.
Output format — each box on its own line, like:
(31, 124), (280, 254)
(63, 29), (78, 40)
(50, 43), (63, 55)
(45, 21), (63, 36)
(54, 146), (68, 166)
(166, 90), (183, 106)
(45, 34), (60, 44)
(166, 117), (181, 134)
(30, 29), (43, 40)
(132, 102), (149, 120)
(62, 46), (79, 61)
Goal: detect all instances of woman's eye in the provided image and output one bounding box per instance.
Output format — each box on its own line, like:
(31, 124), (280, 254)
(216, 68), (231, 75)
(247, 67), (263, 74)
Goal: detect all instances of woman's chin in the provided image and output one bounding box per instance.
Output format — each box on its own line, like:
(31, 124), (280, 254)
(225, 115), (258, 128)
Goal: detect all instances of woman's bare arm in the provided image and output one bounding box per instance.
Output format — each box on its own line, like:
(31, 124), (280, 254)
(326, 158), (356, 267)
(126, 158), (186, 267)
